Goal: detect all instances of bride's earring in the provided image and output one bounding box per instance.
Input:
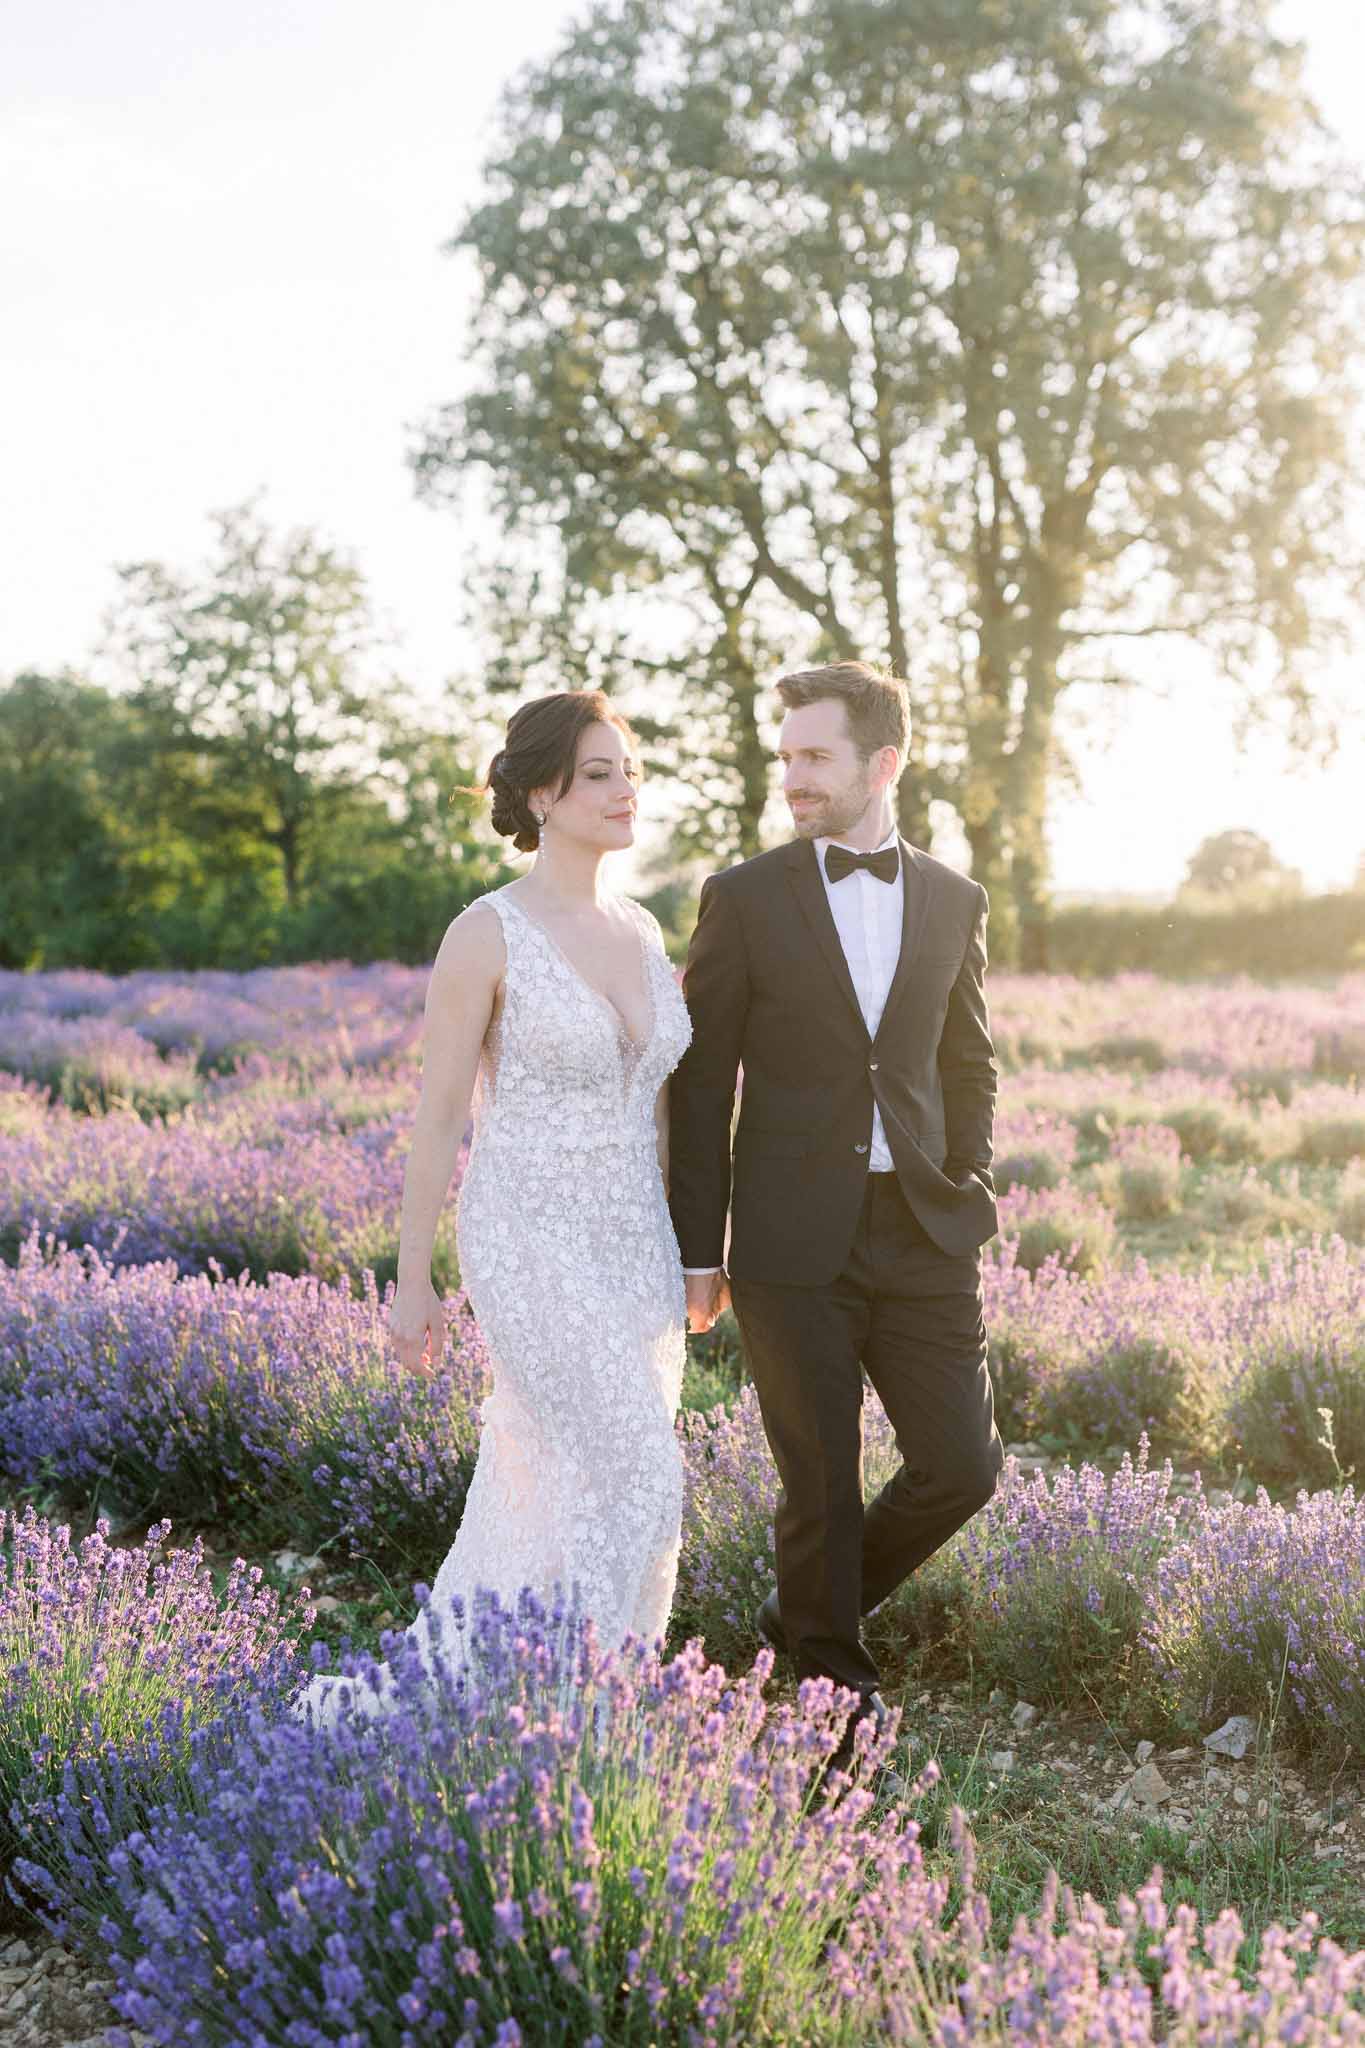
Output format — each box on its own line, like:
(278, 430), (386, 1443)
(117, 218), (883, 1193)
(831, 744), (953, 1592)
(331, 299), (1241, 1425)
(532, 808), (547, 828)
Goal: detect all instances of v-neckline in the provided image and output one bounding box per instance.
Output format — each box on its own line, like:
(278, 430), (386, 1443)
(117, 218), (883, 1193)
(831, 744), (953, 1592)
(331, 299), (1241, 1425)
(501, 892), (655, 1056)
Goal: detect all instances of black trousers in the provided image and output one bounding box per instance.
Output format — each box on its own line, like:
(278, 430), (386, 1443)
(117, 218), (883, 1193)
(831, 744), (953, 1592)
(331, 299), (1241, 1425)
(729, 1169), (1005, 1696)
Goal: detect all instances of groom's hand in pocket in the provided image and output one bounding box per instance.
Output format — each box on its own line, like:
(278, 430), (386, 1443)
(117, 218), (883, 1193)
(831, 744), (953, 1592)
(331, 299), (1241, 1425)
(685, 1270), (731, 1334)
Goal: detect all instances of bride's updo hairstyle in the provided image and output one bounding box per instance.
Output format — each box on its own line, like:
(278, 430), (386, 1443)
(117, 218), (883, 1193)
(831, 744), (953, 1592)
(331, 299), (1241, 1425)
(483, 690), (638, 853)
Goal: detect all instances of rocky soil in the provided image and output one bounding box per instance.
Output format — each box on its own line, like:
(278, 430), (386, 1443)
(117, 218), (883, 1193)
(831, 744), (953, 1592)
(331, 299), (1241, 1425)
(0, 1930), (145, 2048)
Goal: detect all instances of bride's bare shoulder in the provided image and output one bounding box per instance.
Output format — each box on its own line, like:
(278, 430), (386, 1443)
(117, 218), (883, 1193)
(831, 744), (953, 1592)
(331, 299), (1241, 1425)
(430, 893), (508, 989)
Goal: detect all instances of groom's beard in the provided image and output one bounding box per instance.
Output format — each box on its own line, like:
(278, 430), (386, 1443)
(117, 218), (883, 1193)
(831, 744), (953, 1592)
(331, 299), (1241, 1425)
(786, 772), (875, 841)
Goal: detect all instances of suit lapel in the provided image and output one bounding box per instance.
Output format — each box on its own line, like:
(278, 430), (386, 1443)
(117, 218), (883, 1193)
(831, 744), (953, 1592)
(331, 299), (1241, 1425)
(784, 839), (868, 1038)
(874, 839), (932, 1045)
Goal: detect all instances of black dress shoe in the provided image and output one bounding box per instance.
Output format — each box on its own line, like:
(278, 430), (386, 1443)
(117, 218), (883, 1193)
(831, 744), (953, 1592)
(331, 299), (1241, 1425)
(822, 1689), (891, 1782)
(755, 1590), (786, 1656)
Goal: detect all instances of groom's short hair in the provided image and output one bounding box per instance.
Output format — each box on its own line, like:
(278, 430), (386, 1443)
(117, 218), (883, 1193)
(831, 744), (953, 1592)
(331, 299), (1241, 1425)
(775, 662), (909, 761)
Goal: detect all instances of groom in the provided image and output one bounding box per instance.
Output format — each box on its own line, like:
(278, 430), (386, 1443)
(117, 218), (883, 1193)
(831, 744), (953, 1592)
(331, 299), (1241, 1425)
(669, 662), (1004, 1752)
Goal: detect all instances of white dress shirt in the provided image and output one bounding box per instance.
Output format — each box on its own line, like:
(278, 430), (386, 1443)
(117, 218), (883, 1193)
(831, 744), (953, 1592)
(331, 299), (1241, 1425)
(813, 826), (902, 1171)
(682, 827), (904, 1275)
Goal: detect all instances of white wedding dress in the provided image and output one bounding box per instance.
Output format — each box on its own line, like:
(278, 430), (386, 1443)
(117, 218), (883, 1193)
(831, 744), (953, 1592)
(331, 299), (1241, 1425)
(290, 889), (692, 1732)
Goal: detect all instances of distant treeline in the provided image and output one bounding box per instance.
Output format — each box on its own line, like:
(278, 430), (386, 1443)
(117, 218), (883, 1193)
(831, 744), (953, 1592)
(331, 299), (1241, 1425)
(1040, 891), (1365, 983)
(0, 667), (503, 975)
(5, 666), (1360, 981)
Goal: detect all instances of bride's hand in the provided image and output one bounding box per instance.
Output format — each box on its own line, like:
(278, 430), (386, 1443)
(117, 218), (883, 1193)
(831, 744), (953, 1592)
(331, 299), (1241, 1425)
(685, 1270), (731, 1334)
(389, 1281), (445, 1378)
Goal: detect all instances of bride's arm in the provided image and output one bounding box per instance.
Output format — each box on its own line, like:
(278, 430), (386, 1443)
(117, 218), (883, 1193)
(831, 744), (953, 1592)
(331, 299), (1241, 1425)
(391, 903), (504, 1362)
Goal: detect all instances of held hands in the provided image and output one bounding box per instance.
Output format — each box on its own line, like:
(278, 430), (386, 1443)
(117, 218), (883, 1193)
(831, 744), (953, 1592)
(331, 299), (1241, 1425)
(685, 1270), (732, 1335)
(389, 1280), (446, 1379)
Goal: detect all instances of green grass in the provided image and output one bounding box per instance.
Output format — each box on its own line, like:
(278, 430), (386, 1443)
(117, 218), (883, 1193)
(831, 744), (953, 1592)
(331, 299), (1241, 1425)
(1110, 1160), (1342, 1274)
(894, 1714), (1365, 1979)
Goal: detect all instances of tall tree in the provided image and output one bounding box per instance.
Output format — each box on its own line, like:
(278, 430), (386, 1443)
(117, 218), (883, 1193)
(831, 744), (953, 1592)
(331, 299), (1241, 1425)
(1179, 827), (1301, 902)
(415, 0), (1364, 961)
(109, 501), (396, 910)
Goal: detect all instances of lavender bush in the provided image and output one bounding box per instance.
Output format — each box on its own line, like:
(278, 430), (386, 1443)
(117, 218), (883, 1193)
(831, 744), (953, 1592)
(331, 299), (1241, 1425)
(869, 1438), (1197, 1713)
(977, 1242), (1357, 1464)
(989, 970), (1363, 1083)
(994, 1183), (1118, 1276)
(1314, 1020), (1365, 1082)
(199, 1054), (421, 1143)
(0, 1235), (489, 1570)
(16, 1597), (920, 2047)
(1223, 1239), (1365, 1486)
(1194, 1163), (1329, 1242)
(0, 1506), (309, 1884)
(0, 1071), (54, 1137)
(0, 960), (426, 1076)
(990, 1106), (1079, 1191)
(0, 1012), (202, 1118)
(1143, 1485), (1365, 1753)
(1036, 1332), (1224, 1464)
(1160, 1094), (1272, 1163)
(1106, 1121), (1186, 1222)
(15, 1599), (1365, 2043)
(0, 1107), (463, 1285)
(1297, 1106), (1365, 1167)
(980, 1243), (1230, 1459)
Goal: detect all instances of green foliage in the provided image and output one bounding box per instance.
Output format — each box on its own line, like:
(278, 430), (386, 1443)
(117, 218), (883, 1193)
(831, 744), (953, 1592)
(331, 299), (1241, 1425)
(1162, 1101), (1269, 1165)
(1043, 892), (1365, 981)
(871, 1464), (1172, 1715)
(1012, 1197), (1117, 1276)
(1087, 1035), (1168, 1073)
(1228, 1341), (1365, 1490)
(0, 673), (151, 972)
(1037, 1338), (1225, 1467)
(994, 1147), (1069, 1193)
(0, 510), (501, 971)
(1296, 1114), (1365, 1166)
(1117, 1158), (1184, 1223)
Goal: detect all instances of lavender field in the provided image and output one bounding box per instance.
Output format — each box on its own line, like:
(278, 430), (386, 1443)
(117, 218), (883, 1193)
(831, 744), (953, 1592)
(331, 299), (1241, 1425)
(4, 961), (1365, 2043)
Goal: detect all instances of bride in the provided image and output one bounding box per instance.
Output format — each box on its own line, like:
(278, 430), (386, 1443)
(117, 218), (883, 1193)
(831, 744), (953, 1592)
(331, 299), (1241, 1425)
(290, 690), (694, 1730)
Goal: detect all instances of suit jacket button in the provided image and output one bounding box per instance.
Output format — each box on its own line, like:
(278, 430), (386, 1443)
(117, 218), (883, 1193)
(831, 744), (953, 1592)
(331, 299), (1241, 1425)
(869, 1060), (879, 1071)
(854, 1141), (869, 1153)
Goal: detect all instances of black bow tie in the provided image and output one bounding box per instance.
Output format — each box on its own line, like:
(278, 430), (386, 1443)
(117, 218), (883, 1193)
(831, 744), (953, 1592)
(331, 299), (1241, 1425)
(824, 843), (899, 885)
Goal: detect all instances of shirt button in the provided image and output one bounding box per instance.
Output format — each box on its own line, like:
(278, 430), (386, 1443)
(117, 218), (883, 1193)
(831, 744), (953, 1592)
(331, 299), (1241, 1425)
(854, 1141), (869, 1153)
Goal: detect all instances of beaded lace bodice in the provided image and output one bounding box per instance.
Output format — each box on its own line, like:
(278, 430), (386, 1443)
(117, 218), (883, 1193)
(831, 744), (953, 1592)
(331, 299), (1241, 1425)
(291, 889), (692, 1733)
(469, 889), (685, 1170)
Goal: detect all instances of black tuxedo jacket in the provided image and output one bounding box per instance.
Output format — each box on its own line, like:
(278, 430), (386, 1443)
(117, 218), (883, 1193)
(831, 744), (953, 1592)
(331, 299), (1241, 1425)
(668, 836), (999, 1285)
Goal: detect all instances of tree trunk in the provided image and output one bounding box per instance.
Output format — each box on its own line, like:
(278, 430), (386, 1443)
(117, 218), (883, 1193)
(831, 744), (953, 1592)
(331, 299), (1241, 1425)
(732, 665), (769, 859)
(961, 578), (1017, 955)
(1010, 782), (1051, 972)
(870, 332), (933, 849)
(964, 813), (1017, 964)
(895, 757), (933, 850)
(1011, 553), (1074, 972)
(279, 818), (299, 908)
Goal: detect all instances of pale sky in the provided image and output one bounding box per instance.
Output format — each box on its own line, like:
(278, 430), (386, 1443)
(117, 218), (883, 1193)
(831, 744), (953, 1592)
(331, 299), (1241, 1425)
(2, 0), (1362, 898)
